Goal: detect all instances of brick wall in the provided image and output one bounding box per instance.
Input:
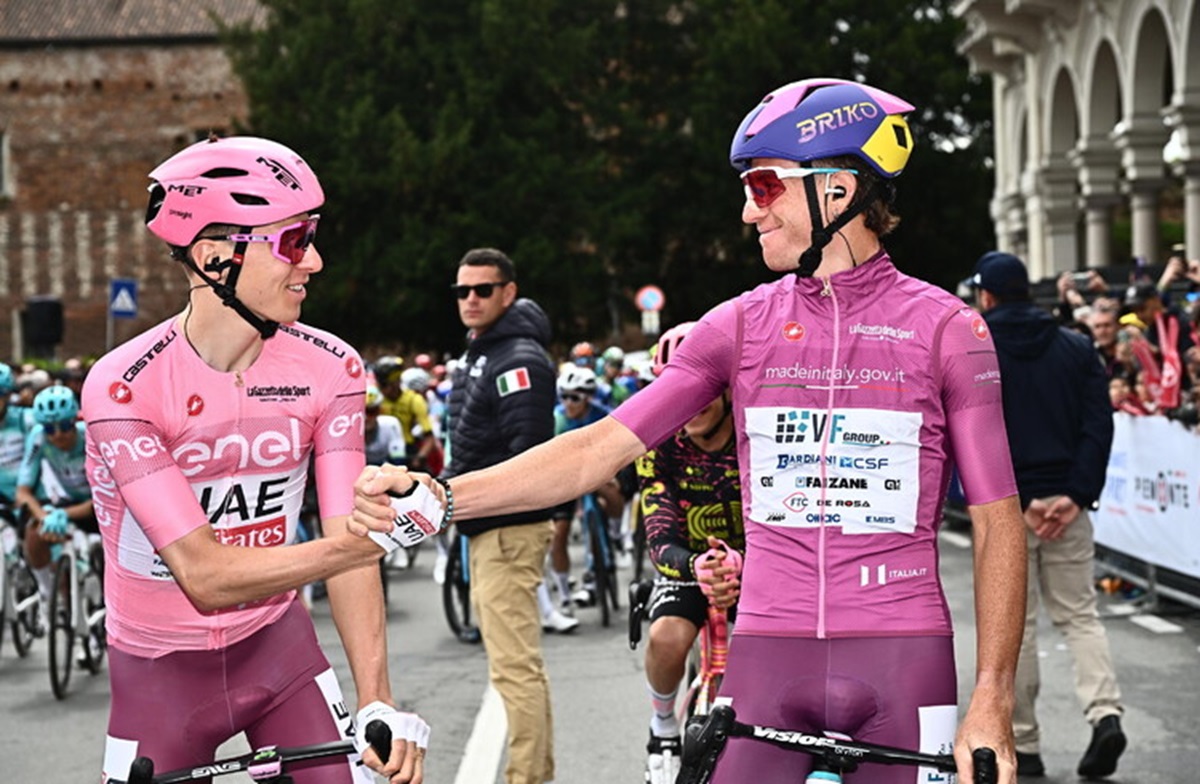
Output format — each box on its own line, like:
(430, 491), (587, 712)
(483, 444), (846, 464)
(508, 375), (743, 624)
(0, 43), (250, 362)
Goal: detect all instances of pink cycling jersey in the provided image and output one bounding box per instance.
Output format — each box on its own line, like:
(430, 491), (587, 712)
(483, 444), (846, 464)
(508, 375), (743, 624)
(614, 254), (1016, 639)
(82, 317), (366, 658)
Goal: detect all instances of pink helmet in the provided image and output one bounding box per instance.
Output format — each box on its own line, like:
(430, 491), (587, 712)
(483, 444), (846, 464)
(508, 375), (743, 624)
(145, 136), (324, 246)
(653, 321), (696, 377)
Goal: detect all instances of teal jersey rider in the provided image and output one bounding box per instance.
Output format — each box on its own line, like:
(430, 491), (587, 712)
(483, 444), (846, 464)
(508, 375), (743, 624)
(18, 389), (89, 505)
(0, 364), (33, 504)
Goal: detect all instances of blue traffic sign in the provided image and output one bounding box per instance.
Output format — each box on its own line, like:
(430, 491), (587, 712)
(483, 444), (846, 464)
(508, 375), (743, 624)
(636, 285), (665, 312)
(109, 278), (138, 319)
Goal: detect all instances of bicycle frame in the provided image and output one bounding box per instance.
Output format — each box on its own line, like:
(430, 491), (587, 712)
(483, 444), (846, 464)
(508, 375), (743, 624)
(48, 526), (105, 699)
(682, 604), (728, 720)
(678, 703), (998, 784)
(580, 491), (619, 625)
(2, 511), (40, 658)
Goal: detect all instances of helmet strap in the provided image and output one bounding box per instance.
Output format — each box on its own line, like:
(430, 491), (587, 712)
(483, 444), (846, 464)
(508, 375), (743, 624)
(795, 177), (879, 278)
(184, 235), (280, 339)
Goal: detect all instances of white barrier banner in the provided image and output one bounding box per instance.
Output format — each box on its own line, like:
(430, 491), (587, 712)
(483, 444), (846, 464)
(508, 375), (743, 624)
(1093, 413), (1200, 578)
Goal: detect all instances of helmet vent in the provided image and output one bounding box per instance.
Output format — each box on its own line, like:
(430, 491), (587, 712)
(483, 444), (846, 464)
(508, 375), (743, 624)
(893, 126), (908, 148)
(200, 167), (250, 179)
(231, 193), (270, 206)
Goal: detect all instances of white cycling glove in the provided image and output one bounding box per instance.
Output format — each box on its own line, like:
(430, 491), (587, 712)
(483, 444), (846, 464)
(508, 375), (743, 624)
(354, 701), (431, 757)
(366, 474), (447, 554)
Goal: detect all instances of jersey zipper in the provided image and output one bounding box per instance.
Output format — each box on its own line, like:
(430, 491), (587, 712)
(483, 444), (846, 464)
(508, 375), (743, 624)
(817, 275), (839, 639)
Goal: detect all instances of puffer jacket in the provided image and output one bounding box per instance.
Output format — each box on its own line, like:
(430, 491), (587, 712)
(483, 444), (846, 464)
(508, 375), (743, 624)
(444, 298), (558, 536)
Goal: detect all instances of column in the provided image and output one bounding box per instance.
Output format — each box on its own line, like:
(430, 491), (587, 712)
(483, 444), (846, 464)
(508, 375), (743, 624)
(1163, 102), (1200, 260)
(1034, 158), (1080, 279)
(1069, 136), (1122, 268)
(1113, 116), (1170, 265)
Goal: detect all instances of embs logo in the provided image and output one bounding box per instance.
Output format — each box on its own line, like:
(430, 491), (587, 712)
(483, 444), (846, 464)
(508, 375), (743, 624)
(214, 516), (288, 548)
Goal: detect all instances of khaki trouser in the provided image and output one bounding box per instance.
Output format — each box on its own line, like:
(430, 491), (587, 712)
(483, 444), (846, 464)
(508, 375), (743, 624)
(1013, 501), (1122, 753)
(470, 521), (555, 784)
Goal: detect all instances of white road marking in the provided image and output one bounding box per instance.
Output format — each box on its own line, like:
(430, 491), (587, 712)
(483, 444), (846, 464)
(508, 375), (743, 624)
(1129, 614), (1183, 634)
(454, 685), (506, 784)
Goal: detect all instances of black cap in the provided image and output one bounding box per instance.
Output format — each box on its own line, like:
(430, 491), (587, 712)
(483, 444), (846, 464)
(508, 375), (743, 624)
(1123, 283), (1160, 308)
(971, 251), (1029, 298)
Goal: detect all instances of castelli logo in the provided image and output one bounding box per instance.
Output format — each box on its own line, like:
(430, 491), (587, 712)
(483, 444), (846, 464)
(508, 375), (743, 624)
(187, 395), (204, 416)
(971, 317), (989, 340)
(782, 322), (806, 342)
(109, 382), (133, 404)
(346, 357), (363, 378)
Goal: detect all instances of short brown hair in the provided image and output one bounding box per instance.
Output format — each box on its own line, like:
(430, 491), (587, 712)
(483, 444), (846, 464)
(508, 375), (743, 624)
(815, 155), (901, 237)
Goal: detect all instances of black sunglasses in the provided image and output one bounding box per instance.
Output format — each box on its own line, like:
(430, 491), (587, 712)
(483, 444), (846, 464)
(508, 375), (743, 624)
(560, 392), (587, 404)
(451, 281), (508, 300)
(44, 419), (76, 435)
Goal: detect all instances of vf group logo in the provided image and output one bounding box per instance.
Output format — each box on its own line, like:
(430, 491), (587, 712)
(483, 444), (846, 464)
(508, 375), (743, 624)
(774, 410), (846, 444)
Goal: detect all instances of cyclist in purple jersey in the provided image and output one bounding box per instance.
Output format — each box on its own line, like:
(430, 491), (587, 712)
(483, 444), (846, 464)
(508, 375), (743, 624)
(86, 136), (427, 784)
(354, 78), (1026, 784)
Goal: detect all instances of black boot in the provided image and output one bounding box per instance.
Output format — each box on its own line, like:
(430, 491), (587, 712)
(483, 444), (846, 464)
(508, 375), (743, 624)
(1016, 751), (1045, 777)
(1077, 715), (1126, 779)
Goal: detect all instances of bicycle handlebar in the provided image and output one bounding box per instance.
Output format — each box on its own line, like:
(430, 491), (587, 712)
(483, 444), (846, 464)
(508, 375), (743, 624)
(125, 720), (393, 783)
(678, 704), (998, 784)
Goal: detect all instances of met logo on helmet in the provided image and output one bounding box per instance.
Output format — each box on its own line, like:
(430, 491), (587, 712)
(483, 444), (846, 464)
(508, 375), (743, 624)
(166, 184), (207, 197)
(797, 101), (879, 144)
(256, 156), (303, 191)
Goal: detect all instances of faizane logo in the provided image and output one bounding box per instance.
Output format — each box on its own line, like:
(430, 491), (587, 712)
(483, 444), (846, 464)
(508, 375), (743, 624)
(782, 321), (806, 342)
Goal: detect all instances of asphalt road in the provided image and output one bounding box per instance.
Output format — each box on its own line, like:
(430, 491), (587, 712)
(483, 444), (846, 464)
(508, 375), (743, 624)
(2, 523), (1199, 783)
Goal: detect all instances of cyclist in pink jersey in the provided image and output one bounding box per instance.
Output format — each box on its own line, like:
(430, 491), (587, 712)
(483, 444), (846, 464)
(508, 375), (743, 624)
(83, 136), (428, 784)
(355, 79), (1026, 784)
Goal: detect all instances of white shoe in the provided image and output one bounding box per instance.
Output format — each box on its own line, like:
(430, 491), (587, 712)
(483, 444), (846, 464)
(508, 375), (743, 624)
(645, 733), (682, 784)
(433, 552), (448, 585)
(542, 608), (580, 634)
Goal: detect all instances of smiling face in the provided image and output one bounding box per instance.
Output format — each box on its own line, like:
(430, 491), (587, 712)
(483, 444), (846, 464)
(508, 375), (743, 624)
(233, 213), (323, 325)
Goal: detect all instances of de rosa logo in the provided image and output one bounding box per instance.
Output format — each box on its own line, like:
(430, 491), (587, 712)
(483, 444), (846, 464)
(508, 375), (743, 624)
(782, 322), (806, 342)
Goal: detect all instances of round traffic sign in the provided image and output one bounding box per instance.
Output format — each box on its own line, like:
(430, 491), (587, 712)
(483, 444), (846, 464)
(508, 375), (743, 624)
(635, 285), (665, 312)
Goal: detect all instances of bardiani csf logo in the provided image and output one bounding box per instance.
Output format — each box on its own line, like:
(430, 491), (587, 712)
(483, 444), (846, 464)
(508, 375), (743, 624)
(776, 453), (890, 471)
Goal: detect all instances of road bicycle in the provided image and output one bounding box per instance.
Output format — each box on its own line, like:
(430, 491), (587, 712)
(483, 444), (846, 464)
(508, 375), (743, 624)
(678, 703), (998, 784)
(47, 523), (106, 699)
(1, 505), (41, 658)
(579, 491), (620, 627)
(123, 720), (394, 783)
(441, 527), (481, 643)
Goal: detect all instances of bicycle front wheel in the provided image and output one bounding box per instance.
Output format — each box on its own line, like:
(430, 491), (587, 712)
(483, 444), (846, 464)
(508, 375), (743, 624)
(9, 559), (38, 657)
(79, 558), (106, 675)
(441, 539), (479, 643)
(48, 555), (75, 699)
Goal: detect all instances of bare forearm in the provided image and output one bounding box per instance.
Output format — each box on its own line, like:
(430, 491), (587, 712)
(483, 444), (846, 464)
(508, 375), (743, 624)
(164, 528), (382, 612)
(452, 416), (646, 520)
(325, 556), (392, 708)
(968, 495), (1026, 689)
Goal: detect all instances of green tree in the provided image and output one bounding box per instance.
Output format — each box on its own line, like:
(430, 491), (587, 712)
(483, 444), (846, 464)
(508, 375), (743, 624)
(224, 0), (992, 354)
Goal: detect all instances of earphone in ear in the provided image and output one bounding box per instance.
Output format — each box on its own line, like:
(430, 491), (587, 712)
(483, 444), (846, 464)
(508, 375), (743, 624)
(826, 185), (847, 198)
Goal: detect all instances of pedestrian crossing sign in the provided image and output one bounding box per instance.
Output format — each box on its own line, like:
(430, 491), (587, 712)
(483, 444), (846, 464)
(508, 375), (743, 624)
(110, 278), (138, 319)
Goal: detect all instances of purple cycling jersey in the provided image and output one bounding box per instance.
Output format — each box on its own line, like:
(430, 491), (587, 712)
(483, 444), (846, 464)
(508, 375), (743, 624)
(614, 254), (1016, 639)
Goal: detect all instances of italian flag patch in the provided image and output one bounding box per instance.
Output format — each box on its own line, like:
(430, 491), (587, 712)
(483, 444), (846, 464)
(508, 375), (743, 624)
(496, 367), (532, 396)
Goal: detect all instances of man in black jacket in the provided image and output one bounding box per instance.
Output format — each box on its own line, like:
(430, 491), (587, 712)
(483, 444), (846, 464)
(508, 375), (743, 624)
(443, 247), (559, 784)
(973, 251), (1125, 780)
